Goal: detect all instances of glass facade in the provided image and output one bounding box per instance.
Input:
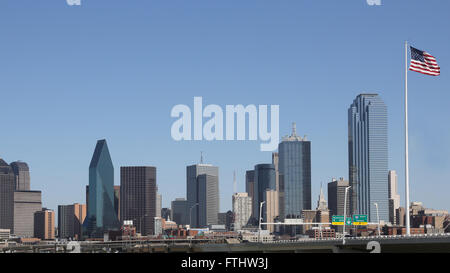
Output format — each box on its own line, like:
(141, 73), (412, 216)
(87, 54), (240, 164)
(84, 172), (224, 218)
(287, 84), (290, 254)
(278, 130), (311, 219)
(0, 159), (15, 231)
(253, 164), (276, 223)
(186, 164), (219, 228)
(348, 94), (388, 222)
(83, 139), (120, 238)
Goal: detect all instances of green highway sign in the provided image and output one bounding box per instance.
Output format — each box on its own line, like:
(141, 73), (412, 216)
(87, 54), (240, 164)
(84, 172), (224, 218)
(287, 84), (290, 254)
(332, 215), (344, 225)
(332, 215), (353, 226)
(352, 214), (368, 225)
(346, 217), (352, 225)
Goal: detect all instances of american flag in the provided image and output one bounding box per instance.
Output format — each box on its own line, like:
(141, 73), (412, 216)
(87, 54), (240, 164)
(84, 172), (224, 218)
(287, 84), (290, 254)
(409, 46), (440, 76)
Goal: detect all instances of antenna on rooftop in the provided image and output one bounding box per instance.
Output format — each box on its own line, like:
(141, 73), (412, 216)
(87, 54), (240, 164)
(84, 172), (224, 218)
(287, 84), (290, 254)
(233, 170), (237, 194)
(292, 122), (297, 136)
(200, 151), (204, 164)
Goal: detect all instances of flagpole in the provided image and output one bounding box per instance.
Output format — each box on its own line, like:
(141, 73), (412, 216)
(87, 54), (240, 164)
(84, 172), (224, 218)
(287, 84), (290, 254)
(405, 41), (411, 236)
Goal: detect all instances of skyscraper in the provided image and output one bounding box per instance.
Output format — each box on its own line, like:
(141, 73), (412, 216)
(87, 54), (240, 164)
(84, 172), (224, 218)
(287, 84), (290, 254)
(278, 123), (311, 219)
(34, 208), (55, 240)
(388, 170), (401, 225)
(14, 190), (42, 237)
(156, 193), (162, 218)
(10, 161), (30, 191)
(58, 203), (87, 240)
(265, 189), (279, 233)
(272, 153), (280, 191)
(232, 192), (252, 230)
(171, 198), (188, 226)
(0, 159), (15, 231)
(83, 139), (120, 238)
(197, 174), (219, 227)
(348, 94), (389, 222)
(272, 152), (284, 221)
(120, 166), (157, 235)
(327, 178), (350, 217)
(114, 185), (120, 221)
(253, 164), (276, 225)
(186, 164), (219, 228)
(245, 170), (255, 217)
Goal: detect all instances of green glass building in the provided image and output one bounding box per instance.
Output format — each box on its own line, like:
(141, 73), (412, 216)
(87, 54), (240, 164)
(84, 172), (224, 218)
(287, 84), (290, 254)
(83, 139), (120, 238)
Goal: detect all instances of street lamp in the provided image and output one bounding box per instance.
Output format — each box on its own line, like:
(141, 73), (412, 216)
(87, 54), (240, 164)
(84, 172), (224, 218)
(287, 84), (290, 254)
(258, 201), (266, 243)
(190, 203), (199, 228)
(343, 186), (351, 245)
(374, 202), (381, 236)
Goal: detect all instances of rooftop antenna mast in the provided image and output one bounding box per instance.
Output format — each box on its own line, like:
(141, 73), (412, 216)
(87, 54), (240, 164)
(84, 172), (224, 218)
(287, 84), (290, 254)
(233, 170), (237, 194)
(200, 151), (204, 164)
(292, 122), (297, 136)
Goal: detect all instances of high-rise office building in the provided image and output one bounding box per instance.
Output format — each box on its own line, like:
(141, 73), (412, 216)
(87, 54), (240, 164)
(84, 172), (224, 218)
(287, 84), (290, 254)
(265, 190), (279, 233)
(272, 152), (284, 221)
(253, 164), (276, 225)
(198, 174), (219, 227)
(278, 123), (311, 219)
(114, 185), (120, 221)
(327, 178), (350, 217)
(58, 203), (87, 240)
(0, 159), (15, 231)
(396, 207), (406, 226)
(272, 153), (280, 191)
(171, 198), (188, 226)
(186, 164), (219, 228)
(86, 184), (120, 220)
(10, 161), (30, 191)
(232, 192), (252, 230)
(34, 208), (55, 240)
(245, 170), (255, 217)
(83, 139), (120, 238)
(120, 166), (157, 235)
(14, 190), (42, 237)
(156, 193), (162, 218)
(348, 94), (389, 222)
(388, 170), (401, 225)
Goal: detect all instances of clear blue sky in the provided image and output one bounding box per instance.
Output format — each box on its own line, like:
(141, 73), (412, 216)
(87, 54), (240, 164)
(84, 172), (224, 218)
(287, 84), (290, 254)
(1, 0), (449, 214)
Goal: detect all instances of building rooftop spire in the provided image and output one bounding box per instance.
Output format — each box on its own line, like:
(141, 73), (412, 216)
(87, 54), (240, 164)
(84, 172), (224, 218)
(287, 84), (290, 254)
(317, 183), (328, 211)
(282, 122), (305, 142)
(292, 122), (297, 136)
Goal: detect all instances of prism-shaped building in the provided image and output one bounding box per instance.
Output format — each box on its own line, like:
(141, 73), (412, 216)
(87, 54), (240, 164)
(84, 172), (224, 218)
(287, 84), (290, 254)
(83, 139), (120, 238)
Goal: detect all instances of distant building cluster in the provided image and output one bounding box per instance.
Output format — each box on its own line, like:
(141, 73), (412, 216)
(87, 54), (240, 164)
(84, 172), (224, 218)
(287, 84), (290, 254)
(1, 93), (449, 244)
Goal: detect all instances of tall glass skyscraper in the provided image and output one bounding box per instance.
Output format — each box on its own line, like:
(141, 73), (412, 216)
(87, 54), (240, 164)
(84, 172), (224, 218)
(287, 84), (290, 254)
(83, 139), (120, 238)
(278, 124), (311, 219)
(0, 159), (15, 231)
(253, 164), (276, 223)
(348, 94), (388, 222)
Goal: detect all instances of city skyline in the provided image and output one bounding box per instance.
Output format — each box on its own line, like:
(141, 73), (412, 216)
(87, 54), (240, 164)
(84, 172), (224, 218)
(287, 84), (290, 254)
(0, 1), (449, 215)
